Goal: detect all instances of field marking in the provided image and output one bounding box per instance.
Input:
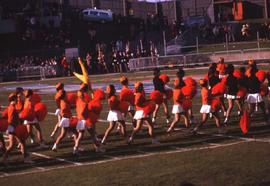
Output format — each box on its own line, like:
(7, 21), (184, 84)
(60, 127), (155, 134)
(31, 152), (82, 166)
(0, 140), (247, 178)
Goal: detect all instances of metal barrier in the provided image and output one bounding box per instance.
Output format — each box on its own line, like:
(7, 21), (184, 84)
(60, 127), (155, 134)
(16, 66), (57, 81)
(128, 48), (270, 71)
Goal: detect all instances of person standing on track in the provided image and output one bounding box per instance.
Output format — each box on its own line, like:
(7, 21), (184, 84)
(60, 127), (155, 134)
(224, 64), (242, 124)
(152, 68), (170, 124)
(101, 85), (127, 145)
(129, 82), (159, 144)
(3, 93), (32, 164)
(52, 90), (77, 152)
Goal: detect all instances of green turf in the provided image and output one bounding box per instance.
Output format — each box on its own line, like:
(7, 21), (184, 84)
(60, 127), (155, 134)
(0, 66), (270, 186)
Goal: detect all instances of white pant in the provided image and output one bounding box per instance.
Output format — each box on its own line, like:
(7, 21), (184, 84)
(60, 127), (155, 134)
(76, 120), (86, 131)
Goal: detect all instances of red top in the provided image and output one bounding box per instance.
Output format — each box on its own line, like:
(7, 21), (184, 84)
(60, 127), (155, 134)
(60, 99), (72, 118)
(108, 95), (120, 111)
(76, 97), (88, 120)
(135, 92), (146, 110)
(173, 89), (183, 105)
(201, 87), (210, 105)
(8, 103), (20, 126)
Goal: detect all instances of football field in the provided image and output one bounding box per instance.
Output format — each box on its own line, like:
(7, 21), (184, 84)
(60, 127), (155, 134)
(0, 66), (270, 186)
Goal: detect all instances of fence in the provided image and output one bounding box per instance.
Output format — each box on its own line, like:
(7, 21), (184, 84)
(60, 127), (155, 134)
(11, 66), (57, 81)
(128, 48), (270, 71)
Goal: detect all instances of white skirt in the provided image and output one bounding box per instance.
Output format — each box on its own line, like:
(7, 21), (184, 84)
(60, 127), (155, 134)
(76, 120), (86, 131)
(107, 110), (124, 122)
(226, 94), (237, 100)
(6, 125), (15, 134)
(58, 117), (70, 128)
(200, 105), (211, 114)
(133, 110), (148, 120)
(55, 108), (61, 116)
(24, 118), (38, 125)
(246, 93), (263, 104)
(172, 104), (184, 114)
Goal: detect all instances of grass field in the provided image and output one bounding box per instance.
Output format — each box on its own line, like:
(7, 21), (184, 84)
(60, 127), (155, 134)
(0, 66), (270, 186)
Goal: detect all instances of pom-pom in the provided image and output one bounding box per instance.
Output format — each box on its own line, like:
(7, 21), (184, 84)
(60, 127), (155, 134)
(256, 70), (266, 82)
(182, 99), (192, 111)
(240, 110), (250, 134)
(150, 91), (164, 105)
(233, 69), (243, 79)
(237, 87), (247, 98)
(34, 103), (47, 122)
(211, 82), (226, 96)
(69, 116), (78, 128)
(260, 84), (269, 97)
(15, 125), (29, 141)
(120, 88), (135, 105)
(159, 74), (170, 84)
(88, 100), (102, 115)
(20, 108), (36, 121)
(93, 89), (106, 100)
(165, 89), (173, 99)
(0, 118), (8, 132)
(1, 107), (8, 119)
(181, 86), (197, 99)
(66, 92), (77, 107)
(142, 101), (156, 115)
(119, 101), (129, 114)
(32, 93), (41, 105)
(85, 112), (99, 127)
(184, 77), (197, 87)
(211, 98), (221, 111)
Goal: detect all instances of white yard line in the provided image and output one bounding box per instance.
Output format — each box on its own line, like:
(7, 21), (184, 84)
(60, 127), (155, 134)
(31, 152), (82, 166)
(0, 140), (247, 178)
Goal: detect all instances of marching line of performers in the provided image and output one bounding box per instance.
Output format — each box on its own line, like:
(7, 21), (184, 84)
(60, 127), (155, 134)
(0, 58), (269, 164)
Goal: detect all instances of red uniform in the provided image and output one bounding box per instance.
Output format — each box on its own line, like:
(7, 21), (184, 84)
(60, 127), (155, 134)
(60, 99), (72, 118)
(108, 95), (120, 111)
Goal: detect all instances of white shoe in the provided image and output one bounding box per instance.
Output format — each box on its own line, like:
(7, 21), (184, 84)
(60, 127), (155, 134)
(127, 137), (133, 144)
(52, 144), (57, 152)
(73, 147), (80, 155)
(152, 118), (155, 123)
(224, 117), (228, 124)
(151, 138), (160, 145)
(166, 119), (170, 124)
(30, 138), (35, 144)
(209, 113), (213, 118)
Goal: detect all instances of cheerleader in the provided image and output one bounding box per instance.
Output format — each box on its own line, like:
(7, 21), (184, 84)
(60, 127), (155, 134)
(246, 67), (268, 122)
(216, 57), (227, 79)
(129, 82), (159, 144)
(101, 85), (127, 145)
(52, 90), (76, 151)
(50, 83), (65, 138)
(152, 68), (170, 124)
(74, 91), (87, 155)
(208, 65), (227, 116)
(167, 79), (190, 133)
(193, 79), (223, 133)
(3, 93), (31, 164)
(224, 64), (242, 124)
(23, 89), (46, 147)
(15, 87), (24, 112)
(119, 76), (135, 127)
